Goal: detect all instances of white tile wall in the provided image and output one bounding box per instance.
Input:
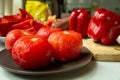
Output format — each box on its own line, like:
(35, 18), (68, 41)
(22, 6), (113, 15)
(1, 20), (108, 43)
(67, 0), (92, 4)
(66, 0), (92, 11)
(66, 0), (120, 14)
(0, 0), (4, 17)
(0, 0), (23, 16)
(12, 0), (23, 14)
(99, 0), (120, 14)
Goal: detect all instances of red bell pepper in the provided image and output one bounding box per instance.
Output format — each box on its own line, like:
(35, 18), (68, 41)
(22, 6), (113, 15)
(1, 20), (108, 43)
(0, 22), (12, 36)
(88, 8), (120, 45)
(3, 8), (33, 24)
(0, 32), (1, 36)
(3, 14), (23, 23)
(69, 8), (90, 38)
(12, 19), (45, 34)
(19, 8), (33, 19)
(12, 19), (34, 30)
(0, 8), (34, 36)
(34, 20), (46, 30)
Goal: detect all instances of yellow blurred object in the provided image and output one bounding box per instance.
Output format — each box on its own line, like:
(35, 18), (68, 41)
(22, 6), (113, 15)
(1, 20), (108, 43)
(25, 0), (51, 21)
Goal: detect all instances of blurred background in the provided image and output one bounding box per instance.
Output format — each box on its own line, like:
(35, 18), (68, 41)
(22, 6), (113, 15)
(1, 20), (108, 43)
(0, 0), (120, 20)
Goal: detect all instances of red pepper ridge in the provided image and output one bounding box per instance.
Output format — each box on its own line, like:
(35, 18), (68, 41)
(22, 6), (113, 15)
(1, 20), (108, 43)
(88, 8), (120, 45)
(69, 8), (90, 38)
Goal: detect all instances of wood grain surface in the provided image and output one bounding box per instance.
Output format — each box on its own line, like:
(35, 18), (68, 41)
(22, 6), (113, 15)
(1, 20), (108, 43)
(83, 39), (120, 61)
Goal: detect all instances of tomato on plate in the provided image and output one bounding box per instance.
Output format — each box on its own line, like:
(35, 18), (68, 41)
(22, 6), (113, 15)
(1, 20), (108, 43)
(12, 36), (52, 70)
(36, 27), (62, 39)
(5, 29), (33, 53)
(48, 30), (83, 62)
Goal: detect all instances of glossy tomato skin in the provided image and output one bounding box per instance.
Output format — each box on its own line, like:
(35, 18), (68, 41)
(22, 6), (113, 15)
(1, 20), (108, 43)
(48, 30), (83, 62)
(5, 29), (33, 53)
(12, 36), (52, 70)
(36, 27), (62, 39)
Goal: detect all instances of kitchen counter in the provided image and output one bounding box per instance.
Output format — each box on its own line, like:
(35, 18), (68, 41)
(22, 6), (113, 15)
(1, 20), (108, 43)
(0, 38), (120, 80)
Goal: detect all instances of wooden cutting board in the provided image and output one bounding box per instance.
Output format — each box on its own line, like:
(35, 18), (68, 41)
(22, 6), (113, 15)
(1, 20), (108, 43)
(83, 39), (120, 62)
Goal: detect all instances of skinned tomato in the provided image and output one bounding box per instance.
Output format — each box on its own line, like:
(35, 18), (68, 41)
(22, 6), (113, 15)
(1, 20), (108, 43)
(12, 36), (52, 70)
(48, 30), (83, 62)
(36, 27), (62, 39)
(5, 29), (33, 53)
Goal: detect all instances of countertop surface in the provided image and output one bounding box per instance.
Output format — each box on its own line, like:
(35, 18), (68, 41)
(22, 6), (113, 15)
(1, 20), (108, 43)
(0, 37), (120, 80)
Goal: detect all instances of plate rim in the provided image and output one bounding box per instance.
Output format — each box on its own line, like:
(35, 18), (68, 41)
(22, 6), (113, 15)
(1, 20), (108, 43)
(0, 48), (92, 75)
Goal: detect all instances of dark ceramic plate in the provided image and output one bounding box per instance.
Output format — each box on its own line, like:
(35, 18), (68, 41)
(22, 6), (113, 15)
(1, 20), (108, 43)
(0, 47), (92, 75)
